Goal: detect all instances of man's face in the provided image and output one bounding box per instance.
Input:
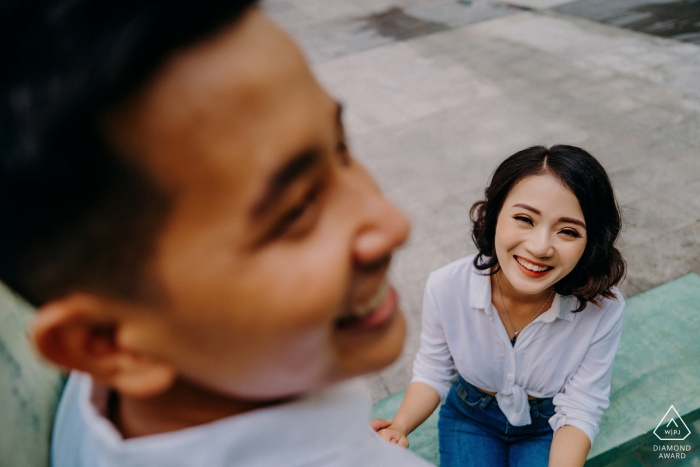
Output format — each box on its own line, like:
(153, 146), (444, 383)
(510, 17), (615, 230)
(104, 9), (410, 400)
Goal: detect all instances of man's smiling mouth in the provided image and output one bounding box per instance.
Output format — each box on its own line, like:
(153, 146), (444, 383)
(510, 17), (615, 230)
(335, 280), (394, 330)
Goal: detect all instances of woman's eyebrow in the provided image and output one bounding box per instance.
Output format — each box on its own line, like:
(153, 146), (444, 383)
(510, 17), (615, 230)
(559, 217), (586, 228)
(513, 204), (586, 228)
(512, 203), (540, 214)
(251, 150), (321, 218)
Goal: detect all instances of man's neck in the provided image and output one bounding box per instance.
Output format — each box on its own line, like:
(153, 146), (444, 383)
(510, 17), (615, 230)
(112, 379), (289, 439)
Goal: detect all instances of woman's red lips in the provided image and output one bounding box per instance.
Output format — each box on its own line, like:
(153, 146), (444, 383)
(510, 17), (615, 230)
(514, 256), (553, 278)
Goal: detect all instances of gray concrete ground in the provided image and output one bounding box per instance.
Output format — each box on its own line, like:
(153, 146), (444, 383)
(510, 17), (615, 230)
(263, 0), (700, 401)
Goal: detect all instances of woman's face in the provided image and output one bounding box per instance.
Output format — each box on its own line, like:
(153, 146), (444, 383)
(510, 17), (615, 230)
(494, 173), (588, 296)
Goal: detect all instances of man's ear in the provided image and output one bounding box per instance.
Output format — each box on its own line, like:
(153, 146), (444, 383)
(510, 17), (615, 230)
(31, 293), (176, 398)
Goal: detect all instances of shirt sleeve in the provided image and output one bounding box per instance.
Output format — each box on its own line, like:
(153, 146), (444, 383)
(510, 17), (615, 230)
(550, 291), (626, 445)
(410, 274), (456, 401)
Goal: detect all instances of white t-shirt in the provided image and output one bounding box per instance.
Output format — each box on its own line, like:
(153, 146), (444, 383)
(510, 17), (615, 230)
(411, 254), (625, 445)
(51, 373), (433, 467)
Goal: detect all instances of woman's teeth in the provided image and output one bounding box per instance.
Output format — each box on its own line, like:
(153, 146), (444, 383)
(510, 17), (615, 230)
(515, 257), (551, 272)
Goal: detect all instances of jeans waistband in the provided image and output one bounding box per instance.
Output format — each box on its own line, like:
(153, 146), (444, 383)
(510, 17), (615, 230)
(455, 374), (554, 412)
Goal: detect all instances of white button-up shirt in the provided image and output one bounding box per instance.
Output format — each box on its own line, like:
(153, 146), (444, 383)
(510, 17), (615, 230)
(52, 373), (433, 467)
(411, 255), (625, 444)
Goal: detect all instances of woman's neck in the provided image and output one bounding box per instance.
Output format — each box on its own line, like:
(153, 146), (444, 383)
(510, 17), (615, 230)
(491, 268), (554, 315)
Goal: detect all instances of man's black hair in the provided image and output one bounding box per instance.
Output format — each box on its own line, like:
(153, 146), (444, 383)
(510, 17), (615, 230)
(0, 0), (258, 306)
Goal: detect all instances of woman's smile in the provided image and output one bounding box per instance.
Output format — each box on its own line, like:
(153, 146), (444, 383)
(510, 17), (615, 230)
(514, 255), (554, 278)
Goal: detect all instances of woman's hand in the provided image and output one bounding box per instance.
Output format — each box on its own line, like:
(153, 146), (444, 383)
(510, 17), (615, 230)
(369, 383), (441, 450)
(370, 418), (410, 448)
(377, 426), (410, 448)
(369, 418), (392, 431)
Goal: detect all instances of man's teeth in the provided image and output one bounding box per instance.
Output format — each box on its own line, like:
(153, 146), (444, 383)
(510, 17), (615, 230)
(353, 281), (390, 318)
(516, 257), (551, 272)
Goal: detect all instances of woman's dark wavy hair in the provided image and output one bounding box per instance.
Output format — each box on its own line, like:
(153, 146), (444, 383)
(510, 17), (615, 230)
(470, 145), (625, 312)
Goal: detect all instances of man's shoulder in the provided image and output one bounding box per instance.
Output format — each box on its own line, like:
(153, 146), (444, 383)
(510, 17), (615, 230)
(327, 429), (433, 467)
(50, 375), (433, 467)
(51, 373), (94, 467)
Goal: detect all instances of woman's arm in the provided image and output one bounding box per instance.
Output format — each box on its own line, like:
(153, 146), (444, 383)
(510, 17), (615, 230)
(549, 425), (591, 467)
(549, 292), (626, 462)
(374, 381), (441, 447)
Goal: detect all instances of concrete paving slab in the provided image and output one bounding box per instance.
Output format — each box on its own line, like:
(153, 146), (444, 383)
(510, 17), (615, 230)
(622, 221), (700, 295)
(619, 197), (699, 247)
(556, 0), (700, 45)
(509, 0), (575, 8)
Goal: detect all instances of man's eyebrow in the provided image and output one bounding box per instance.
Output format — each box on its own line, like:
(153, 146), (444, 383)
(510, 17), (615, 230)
(252, 150), (320, 217)
(512, 204), (586, 228)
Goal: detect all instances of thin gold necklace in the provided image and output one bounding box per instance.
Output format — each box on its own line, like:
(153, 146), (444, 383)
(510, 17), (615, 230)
(495, 272), (554, 345)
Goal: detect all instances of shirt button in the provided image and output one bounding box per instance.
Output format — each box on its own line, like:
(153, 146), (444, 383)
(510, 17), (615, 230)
(507, 374), (514, 380)
(509, 350), (514, 356)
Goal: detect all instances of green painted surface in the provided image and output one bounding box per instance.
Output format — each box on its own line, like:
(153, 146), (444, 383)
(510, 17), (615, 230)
(588, 273), (700, 466)
(372, 273), (700, 467)
(0, 282), (67, 467)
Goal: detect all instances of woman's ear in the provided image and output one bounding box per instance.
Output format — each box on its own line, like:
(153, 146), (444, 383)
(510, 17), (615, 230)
(31, 293), (176, 398)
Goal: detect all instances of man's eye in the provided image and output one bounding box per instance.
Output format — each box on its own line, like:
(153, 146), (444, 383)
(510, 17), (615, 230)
(514, 215), (533, 225)
(268, 186), (323, 240)
(337, 139), (350, 165)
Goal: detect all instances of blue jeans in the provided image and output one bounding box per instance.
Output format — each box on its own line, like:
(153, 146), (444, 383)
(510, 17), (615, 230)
(438, 374), (555, 467)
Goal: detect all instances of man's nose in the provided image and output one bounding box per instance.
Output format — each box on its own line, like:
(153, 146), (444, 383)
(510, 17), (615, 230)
(352, 196), (411, 269)
(348, 171), (410, 269)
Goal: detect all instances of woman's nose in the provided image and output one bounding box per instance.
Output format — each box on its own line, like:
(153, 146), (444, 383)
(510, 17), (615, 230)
(527, 228), (554, 258)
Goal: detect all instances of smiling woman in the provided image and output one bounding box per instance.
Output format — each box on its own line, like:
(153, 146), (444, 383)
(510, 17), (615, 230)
(373, 145), (627, 467)
(471, 145), (625, 313)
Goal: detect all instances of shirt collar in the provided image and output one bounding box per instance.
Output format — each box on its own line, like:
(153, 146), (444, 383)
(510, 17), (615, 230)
(468, 260), (576, 322)
(540, 294), (576, 323)
(469, 263), (492, 312)
(78, 375), (374, 467)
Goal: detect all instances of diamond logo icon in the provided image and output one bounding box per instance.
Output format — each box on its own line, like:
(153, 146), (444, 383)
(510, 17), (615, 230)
(654, 406), (691, 441)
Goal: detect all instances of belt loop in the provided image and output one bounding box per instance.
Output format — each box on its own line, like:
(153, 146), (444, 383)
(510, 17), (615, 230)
(530, 399), (539, 418)
(457, 373), (494, 409)
(478, 394), (493, 409)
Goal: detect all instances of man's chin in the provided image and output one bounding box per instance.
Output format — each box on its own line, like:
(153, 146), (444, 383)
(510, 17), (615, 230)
(331, 310), (407, 377)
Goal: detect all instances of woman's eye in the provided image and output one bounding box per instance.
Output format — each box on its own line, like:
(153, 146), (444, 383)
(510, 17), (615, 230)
(560, 229), (581, 238)
(514, 215), (533, 225)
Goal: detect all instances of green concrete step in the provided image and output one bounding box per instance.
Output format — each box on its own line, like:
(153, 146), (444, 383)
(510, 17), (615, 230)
(0, 283), (67, 467)
(372, 273), (700, 466)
